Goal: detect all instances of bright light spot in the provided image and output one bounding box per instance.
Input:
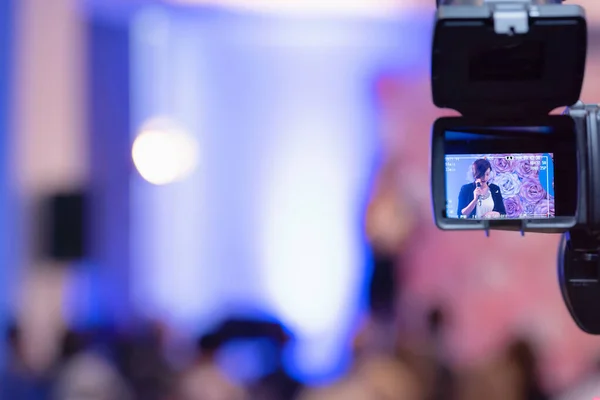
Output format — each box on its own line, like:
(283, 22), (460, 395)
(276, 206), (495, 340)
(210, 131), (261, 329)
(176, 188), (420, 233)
(132, 120), (199, 185)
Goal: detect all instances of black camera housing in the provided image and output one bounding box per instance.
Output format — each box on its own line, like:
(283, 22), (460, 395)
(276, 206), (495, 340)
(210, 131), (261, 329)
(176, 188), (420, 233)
(429, 2), (600, 334)
(557, 104), (600, 335)
(558, 229), (600, 334)
(431, 115), (579, 232)
(430, 1), (587, 233)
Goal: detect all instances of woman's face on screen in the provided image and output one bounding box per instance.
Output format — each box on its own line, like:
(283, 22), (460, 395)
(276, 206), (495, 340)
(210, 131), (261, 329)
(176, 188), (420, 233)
(476, 168), (491, 186)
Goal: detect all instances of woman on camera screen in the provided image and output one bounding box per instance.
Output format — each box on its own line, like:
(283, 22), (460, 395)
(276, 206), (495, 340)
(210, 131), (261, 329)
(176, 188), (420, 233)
(457, 158), (506, 219)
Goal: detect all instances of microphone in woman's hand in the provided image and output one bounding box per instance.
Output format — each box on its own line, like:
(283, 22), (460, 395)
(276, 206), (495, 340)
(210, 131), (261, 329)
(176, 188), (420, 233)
(476, 180), (482, 206)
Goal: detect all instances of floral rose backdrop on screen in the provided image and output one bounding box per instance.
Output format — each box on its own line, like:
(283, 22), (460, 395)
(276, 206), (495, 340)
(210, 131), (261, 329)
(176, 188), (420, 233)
(494, 171), (520, 197)
(473, 154), (555, 218)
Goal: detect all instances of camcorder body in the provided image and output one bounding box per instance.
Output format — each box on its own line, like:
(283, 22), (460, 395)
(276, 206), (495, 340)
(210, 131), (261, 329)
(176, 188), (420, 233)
(430, 0), (600, 333)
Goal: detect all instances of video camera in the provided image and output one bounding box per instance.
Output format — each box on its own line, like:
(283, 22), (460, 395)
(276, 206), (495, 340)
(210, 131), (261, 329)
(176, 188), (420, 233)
(430, 0), (600, 333)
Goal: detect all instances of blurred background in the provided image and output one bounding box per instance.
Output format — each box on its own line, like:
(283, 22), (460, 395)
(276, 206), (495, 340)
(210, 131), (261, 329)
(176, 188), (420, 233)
(2, 0), (600, 399)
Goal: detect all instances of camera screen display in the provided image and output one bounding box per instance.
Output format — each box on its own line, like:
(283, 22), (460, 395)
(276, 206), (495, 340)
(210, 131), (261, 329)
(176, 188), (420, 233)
(432, 116), (577, 231)
(445, 153), (554, 220)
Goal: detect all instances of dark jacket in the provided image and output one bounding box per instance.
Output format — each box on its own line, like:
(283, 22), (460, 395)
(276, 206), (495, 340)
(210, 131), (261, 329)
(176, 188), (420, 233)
(457, 182), (506, 218)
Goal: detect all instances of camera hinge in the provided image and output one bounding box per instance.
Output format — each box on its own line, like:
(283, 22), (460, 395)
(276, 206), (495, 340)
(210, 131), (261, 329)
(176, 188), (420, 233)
(485, 0), (532, 34)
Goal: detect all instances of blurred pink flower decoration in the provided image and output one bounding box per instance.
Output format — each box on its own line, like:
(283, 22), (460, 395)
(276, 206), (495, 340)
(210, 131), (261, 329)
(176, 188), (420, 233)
(495, 172), (521, 197)
(504, 196), (523, 218)
(534, 197), (555, 217)
(515, 158), (540, 179)
(520, 177), (546, 204)
(492, 156), (516, 173)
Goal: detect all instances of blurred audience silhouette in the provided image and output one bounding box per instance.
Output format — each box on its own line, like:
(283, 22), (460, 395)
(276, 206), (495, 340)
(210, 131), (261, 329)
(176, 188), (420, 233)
(0, 313), (592, 400)
(176, 331), (247, 400)
(52, 329), (132, 400)
(0, 323), (52, 399)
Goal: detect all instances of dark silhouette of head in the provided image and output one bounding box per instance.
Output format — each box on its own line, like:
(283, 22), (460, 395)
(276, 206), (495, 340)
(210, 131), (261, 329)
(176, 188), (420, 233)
(6, 323), (19, 349)
(197, 332), (221, 360)
(5, 322), (24, 364)
(427, 307), (445, 336)
(506, 338), (548, 400)
(60, 330), (88, 362)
